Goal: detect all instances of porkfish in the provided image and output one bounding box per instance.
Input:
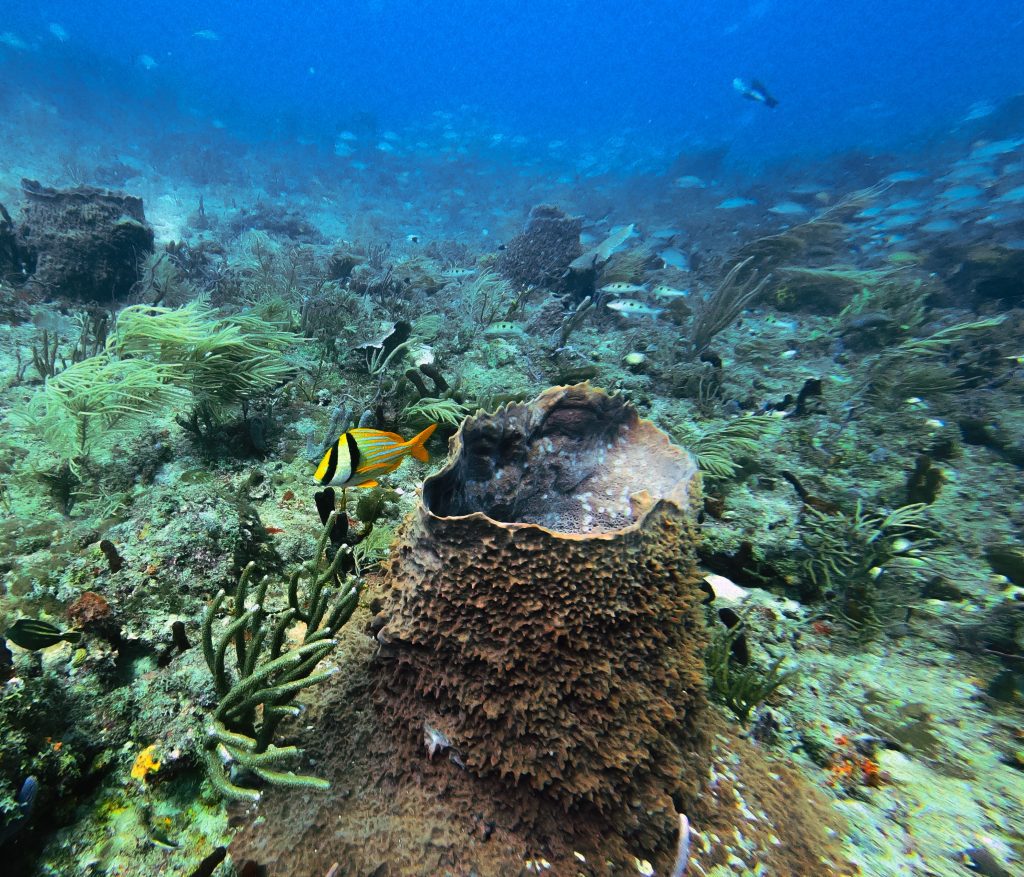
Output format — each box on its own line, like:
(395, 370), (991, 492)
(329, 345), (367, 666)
(314, 424), (437, 489)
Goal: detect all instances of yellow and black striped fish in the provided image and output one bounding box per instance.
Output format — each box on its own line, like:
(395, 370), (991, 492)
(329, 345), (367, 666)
(313, 424), (437, 489)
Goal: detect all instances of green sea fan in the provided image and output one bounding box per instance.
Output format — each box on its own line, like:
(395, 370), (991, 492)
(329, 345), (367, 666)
(672, 415), (778, 479)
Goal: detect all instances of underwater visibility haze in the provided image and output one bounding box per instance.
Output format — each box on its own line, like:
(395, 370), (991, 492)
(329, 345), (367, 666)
(1, 1), (1024, 875)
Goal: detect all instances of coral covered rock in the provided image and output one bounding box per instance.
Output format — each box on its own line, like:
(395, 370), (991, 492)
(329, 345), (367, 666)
(496, 203), (583, 289)
(374, 383), (708, 857)
(14, 179), (154, 300)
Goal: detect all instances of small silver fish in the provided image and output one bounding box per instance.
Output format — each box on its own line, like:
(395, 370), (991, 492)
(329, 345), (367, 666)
(600, 282), (647, 294)
(884, 170), (926, 183)
(768, 201), (808, 216)
(192, 29), (221, 40)
(919, 218), (958, 233)
(605, 299), (663, 318)
(673, 175), (705, 189)
(651, 284), (690, 298)
(994, 184), (1024, 204)
(716, 197), (756, 209)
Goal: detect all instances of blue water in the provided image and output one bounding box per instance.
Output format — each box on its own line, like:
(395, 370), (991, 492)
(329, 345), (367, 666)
(4, 1), (1024, 172)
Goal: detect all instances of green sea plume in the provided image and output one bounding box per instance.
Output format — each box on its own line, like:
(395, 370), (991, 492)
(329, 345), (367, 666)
(201, 510), (359, 801)
(401, 396), (468, 428)
(16, 351), (187, 473)
(706, 622), (796, 724)
(798, 500), (942, 631)
(672, 415), (778, 479)
(111, 301), (300, 430)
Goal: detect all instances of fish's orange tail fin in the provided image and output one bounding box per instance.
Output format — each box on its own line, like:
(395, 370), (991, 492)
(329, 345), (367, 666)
(407, 423), (438, 462)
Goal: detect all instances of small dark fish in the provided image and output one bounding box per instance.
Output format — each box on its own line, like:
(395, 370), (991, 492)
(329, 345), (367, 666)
(733, 77), (779, 108)
(0, 776), (38, 847)
(961, 846), (1013, 877)
(188, 847), (227, 877)
(5, 618), (82, 651)
(717, 608), (750, 666)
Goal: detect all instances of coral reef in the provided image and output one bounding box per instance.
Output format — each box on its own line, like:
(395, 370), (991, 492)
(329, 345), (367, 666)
(374, 384), (708, 864)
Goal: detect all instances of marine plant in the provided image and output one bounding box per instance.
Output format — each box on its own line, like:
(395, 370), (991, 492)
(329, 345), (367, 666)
(690, 256), (771, 353)
(110, 301), (299, 434)
(401, 396), (468, 428)
(17, 352), (187, 474)
(798, 501), (940, 631)
(463, 270), (517, 330)
(671, 415), (778, 479)
(201, 511), (359, 801)
(863, 314), (1006, 407)
(839, 274), (929, 334)
(706, 623), (796, 724)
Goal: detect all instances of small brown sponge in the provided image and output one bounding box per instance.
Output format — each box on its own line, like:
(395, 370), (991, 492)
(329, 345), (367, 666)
(374, 383), (709, 860)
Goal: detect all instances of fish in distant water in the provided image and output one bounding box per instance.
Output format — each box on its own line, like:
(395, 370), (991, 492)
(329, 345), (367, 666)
(48, 23), (69, 42)
(5, 619), (82, 651)
(884, 170), (926, 183)
(716, 197), (756, 209)
(138, 54), (157, 70)
(441, 267), (476, 279)
(658, 247), (690, 270)
(605, 299), (663, 318)
(192, 30), (221, 40)
(733, 77), (779, 108)
(314, 425), (437, 489)
(768, 201), (808, 216)
(673, 175), (706, 189)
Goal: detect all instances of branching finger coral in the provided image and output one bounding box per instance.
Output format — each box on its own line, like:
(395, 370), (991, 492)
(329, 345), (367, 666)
(201, 511), (360, 801)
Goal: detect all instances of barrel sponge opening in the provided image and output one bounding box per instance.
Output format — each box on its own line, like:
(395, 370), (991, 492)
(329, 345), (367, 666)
(423, 383), (698, 534)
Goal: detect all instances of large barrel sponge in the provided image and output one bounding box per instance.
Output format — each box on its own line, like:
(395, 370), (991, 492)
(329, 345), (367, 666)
(375, 383), (708, 855)
(15, 179), (154, 300)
